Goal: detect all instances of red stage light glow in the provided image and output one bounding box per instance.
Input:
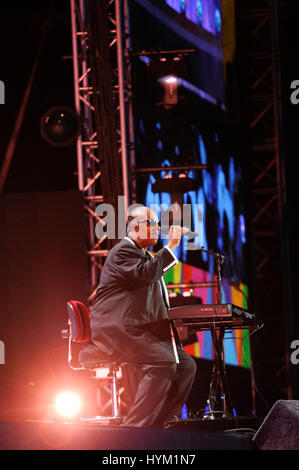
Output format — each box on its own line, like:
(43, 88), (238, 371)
(55, 392), (81, 418)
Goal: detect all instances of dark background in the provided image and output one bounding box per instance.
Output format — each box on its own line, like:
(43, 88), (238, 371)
(0, 1), (76, 194)
(0, 0), (298, 420)
(0, 1), (86, 420)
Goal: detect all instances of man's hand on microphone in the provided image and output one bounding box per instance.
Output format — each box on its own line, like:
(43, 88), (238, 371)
(166, 225), (190, 251)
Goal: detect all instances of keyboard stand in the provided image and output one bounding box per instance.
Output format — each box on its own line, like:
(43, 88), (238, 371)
(207, 326), (234, 418)
(205, 251), (234, 419)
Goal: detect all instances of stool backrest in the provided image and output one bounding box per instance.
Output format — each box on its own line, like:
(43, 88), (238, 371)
(67, 300), (90, 342)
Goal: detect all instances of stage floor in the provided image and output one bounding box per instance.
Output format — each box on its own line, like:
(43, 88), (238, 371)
(0, 418), (257, 451)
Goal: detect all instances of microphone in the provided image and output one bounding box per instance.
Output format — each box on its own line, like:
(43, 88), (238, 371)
(183, 229), (199, 238)
(160, 225), (199, 237)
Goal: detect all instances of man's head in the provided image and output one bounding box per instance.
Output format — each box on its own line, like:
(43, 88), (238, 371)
(126, 205), (160, 250)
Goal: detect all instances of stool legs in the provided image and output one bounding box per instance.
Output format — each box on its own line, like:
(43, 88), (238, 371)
(110, 366), (120, 418)
(80, 364), (124, 424)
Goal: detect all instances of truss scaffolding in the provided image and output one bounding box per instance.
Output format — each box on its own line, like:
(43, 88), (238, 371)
(246, 0), (285, 278)
(243, 0), (291, 401)
(70, 0), (135, 303)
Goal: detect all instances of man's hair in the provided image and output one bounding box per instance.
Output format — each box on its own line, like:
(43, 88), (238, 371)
(126, 204), (146, 233)
(126, 214), (135, 233)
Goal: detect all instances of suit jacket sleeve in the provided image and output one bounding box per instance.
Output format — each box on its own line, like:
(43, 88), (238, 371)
(114, 244), (177, 287)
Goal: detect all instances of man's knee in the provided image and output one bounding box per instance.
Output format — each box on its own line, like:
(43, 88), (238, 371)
(188, 355), (197, 375)
(154, 362), (178, 380)
(140, 362), (177, 381)
(179, 351), (197, 380)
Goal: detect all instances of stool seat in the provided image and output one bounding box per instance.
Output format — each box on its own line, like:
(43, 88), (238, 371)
(79, 343), (121, 368)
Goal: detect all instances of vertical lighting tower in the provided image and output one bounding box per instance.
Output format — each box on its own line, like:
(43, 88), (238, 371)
(70, 0), (135, 302)
(242, 0), (291, 406)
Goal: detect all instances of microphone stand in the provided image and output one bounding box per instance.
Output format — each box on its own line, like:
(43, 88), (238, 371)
(199, 247), (225, 306)
(200, 247), (234, 420)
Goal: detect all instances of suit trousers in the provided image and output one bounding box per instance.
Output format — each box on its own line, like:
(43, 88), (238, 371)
(121, 347), (197, 428)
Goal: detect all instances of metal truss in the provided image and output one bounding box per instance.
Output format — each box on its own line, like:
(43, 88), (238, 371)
(246, 0), (284, 278)
(243, 0), (291, 403)
(70, 0), (135, 303)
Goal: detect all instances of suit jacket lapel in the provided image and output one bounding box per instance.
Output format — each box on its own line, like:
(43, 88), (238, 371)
(124, 237), (170, 308)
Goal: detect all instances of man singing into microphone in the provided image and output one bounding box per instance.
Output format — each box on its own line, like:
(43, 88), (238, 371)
(83, 205), (197, 428)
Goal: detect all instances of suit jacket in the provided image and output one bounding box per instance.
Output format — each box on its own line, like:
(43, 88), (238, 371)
(89, 237), (179, 364)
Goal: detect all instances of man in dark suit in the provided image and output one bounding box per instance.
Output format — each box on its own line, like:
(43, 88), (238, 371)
(86, 205), (197, 428)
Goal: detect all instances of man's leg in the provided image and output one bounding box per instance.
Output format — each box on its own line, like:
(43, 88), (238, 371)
(121, 362), (177, 428)
(121, 349), (196, 428)
(151, 347), (197, 427)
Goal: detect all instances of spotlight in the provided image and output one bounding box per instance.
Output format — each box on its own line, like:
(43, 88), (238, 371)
(152, 174), (197, 193)
(148, 56), (189, 109)
(158, 75), (180, 108)
(159, 75), (179, 85)
(41, 106), (81, 147)
(55, 391), (81, 418)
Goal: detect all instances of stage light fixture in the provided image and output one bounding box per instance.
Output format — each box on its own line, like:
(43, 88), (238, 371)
(147, 55), (189, 109)
(40, 106), (81, 147)
(152, 174), (197, 194)
(55, 391), (81, 418)
(158, 75), (180, 108)
(160, 75), (179, 85)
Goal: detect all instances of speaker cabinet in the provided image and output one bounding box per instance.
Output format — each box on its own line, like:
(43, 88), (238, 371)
(252, 400), (299, 450)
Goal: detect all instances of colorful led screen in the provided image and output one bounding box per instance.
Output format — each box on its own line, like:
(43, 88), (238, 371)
(131, 0), (250, 368)
(136, 126), (250, 368)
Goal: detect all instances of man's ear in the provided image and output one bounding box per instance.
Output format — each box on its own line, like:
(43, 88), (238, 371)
(126, 216), (134, 233)
(127, 218), (139, 233)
